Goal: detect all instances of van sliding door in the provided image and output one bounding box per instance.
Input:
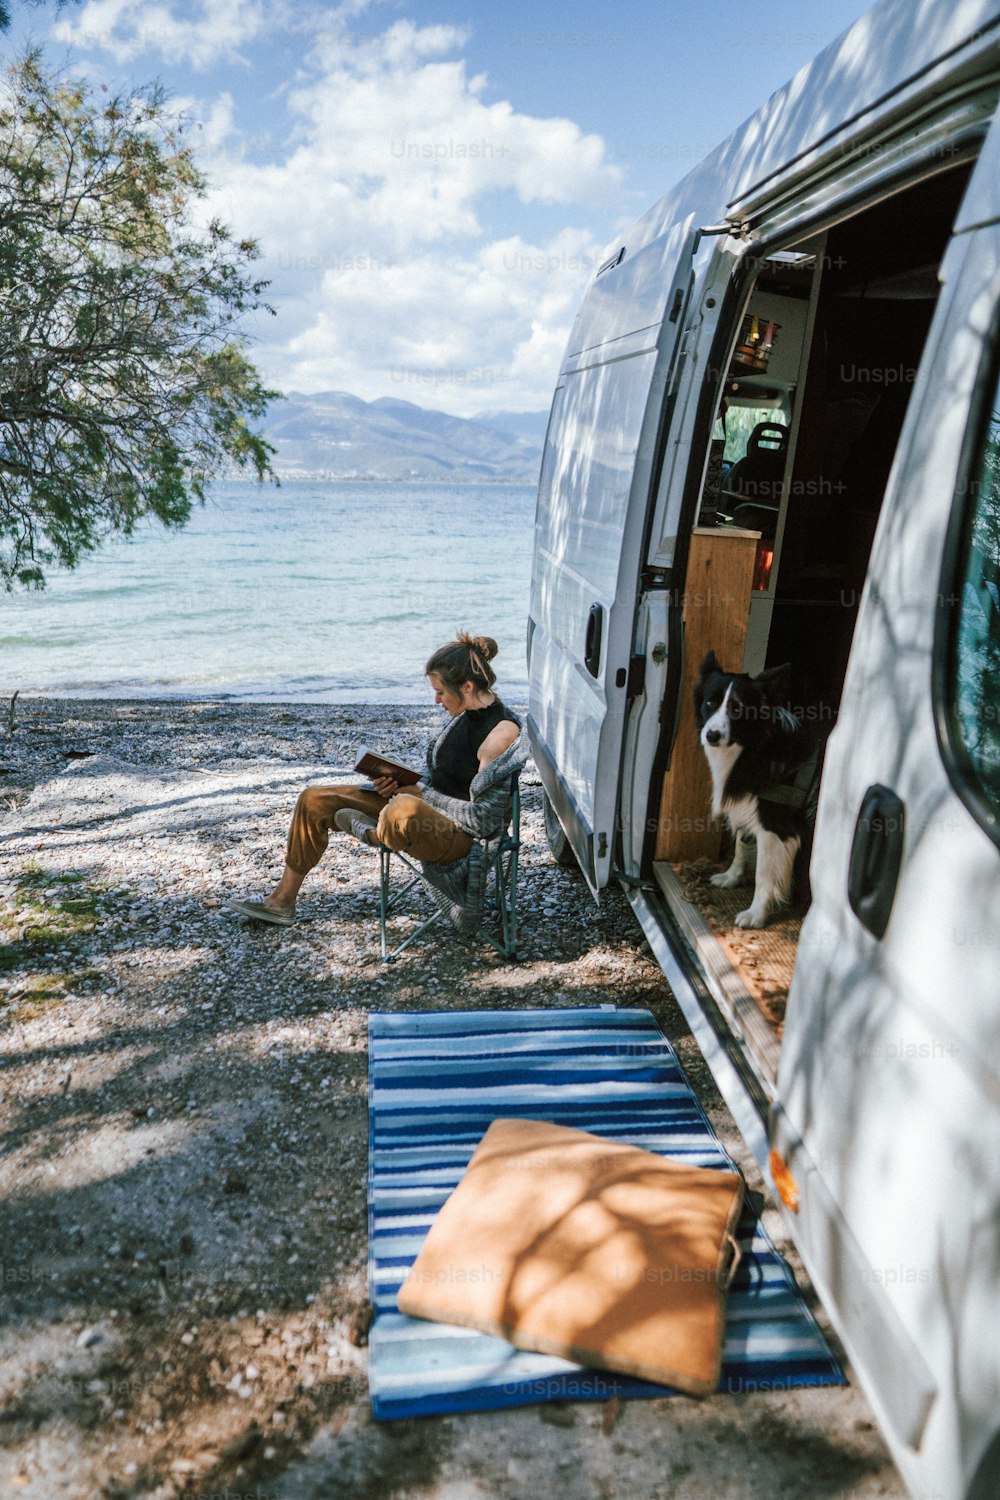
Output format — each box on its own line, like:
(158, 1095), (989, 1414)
(774, 124), (1000, 1500)
(527, 219), (698, 896)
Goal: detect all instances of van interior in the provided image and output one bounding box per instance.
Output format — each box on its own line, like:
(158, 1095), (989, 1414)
(651, 159), (975, 1089)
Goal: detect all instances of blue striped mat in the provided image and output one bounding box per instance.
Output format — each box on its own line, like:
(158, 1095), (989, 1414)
(368, 1006), (844, 1419)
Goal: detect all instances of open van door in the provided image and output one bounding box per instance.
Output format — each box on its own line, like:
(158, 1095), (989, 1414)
(528, 216), (699, 896)
(771, 123), (1000, 1500)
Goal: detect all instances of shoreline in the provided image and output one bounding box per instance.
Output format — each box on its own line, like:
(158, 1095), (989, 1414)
(3, 685), (530, 709)
(2, 695), (521, 816)
(266, 474), (538, 486)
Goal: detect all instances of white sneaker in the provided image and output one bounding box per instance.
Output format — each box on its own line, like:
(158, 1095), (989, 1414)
(225, 898), (295, 927)
(333, 808), (378, 846)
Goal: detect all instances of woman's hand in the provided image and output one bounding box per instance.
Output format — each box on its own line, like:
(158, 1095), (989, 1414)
(372, 775), (421, 798)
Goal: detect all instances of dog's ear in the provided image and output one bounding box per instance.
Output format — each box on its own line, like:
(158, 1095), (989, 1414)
(698, 650), (721, 680)
(755, 661), (791, 699)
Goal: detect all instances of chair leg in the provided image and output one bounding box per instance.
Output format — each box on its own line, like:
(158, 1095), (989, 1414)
(499, 849), (513, 954)
(382, 906), (444, 962)
(379, 845), (444, 963)
(482, 836), (520, 959)
(379, 847), (390, 961)
(381, 770), (523, 962)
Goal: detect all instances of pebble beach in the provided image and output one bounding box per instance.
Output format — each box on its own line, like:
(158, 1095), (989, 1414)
(0, 696), (906, 1500)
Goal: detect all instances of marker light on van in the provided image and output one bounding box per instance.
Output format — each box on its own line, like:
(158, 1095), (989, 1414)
(768, 1150), (800, 1212)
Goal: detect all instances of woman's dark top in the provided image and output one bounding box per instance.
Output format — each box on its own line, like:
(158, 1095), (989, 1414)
(428, 698), (521, 799)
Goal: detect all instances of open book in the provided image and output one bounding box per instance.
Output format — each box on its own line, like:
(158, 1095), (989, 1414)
(354, 746), (422, 787)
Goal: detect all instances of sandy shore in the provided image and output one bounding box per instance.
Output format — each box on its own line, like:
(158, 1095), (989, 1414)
(0, 697), (905, 1500)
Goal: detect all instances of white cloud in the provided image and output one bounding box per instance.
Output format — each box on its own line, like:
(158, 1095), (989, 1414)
(288, 19), (616, 222)
(51, 0), (268, 69)
(198, 14), (620, 411)
(253, 225), (601, 414)
(48, 3), (621, 414)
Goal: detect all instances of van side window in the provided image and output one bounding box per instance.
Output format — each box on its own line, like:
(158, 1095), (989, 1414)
(943, 366), (1000, 839)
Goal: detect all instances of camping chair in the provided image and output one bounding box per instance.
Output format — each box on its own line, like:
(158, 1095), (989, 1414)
(377, 772), (522, 963)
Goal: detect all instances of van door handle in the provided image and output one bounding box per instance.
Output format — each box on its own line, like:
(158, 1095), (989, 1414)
(847, 784), (905, 939)
(584, 603), (604, 677)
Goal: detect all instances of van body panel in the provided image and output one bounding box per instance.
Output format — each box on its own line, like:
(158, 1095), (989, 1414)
(562, 325), (659, 373)
(641, 239), (746, 571)
(729, 89), (996, 247)
(528, 219), (698, 893)
(955, 88), (1000, 231)
(619, 588), (671, 881)
(777, 214), (1000, 1499)
(770, 1082), (941, 1453)
(613, 242), (752, 881)
(721, 0), (1000, 211)
(564, 227), (694, 361)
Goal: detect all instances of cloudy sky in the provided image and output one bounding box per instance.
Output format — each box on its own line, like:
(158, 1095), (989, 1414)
(7, 0), (875, 417)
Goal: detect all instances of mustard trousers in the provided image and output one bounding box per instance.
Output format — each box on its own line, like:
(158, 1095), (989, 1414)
(285, 785), (473, 876)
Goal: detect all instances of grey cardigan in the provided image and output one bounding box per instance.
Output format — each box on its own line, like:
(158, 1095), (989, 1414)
(417, 727), (530, 935)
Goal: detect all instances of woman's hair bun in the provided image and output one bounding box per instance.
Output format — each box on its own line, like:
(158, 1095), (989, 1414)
(458, 630), (497, 660)
(426, 631), (499, 690)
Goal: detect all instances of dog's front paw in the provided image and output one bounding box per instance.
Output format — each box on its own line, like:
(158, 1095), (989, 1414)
(711, 870), (746, 889)
(734, 905), (769, 929)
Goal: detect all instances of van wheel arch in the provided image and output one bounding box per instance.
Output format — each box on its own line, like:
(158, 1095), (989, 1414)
(543, 791), (579, 869)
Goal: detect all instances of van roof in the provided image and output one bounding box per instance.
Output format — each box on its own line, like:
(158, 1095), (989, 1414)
(622, 0), (1000, 255)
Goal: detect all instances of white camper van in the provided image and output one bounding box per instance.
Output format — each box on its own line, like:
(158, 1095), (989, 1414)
(527, 4), (1000, 1497)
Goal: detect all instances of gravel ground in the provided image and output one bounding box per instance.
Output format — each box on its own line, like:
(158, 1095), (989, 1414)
(0, 697), (907, 1500)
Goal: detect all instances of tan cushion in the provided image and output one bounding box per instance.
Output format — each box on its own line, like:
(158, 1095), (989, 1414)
(397, 1118), (744, 1397)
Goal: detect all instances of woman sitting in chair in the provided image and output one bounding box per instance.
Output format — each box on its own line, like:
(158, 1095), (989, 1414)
(227, 632), (524, 929)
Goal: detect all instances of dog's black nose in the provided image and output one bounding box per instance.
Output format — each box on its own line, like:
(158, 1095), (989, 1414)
(705, 728), (722, 746)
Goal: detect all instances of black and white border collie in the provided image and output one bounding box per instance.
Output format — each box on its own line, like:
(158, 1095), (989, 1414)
(693, 650), (813, 929)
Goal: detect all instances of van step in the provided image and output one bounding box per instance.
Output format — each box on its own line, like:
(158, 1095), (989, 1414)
(652, 861), (798, 1085)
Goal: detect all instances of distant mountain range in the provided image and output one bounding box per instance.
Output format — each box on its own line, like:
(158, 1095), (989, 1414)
(263, 390), (549, 482)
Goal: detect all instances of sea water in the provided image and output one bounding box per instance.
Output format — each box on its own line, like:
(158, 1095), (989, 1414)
(0, 480), (537, 703)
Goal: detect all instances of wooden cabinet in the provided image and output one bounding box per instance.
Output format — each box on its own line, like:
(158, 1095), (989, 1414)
(655, 527), (760, 861)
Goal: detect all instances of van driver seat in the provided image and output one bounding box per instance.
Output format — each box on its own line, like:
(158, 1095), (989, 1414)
(723, 422), (789, 536)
